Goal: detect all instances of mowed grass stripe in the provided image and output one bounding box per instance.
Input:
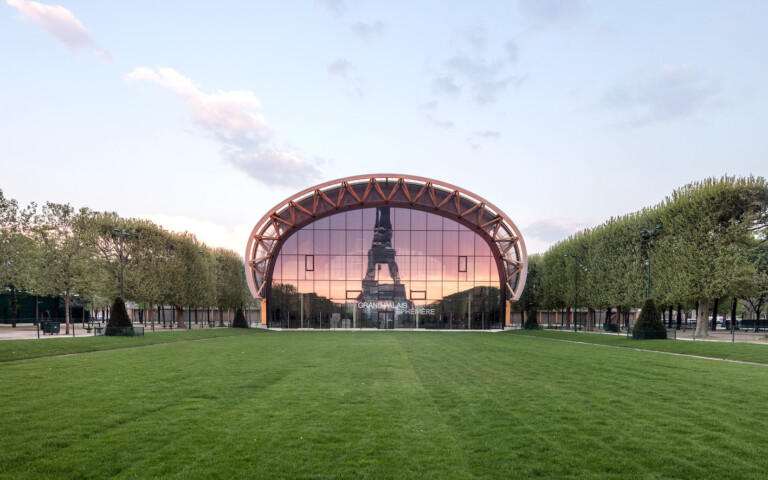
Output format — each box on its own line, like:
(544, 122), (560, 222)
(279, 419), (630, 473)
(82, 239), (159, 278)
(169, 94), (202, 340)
(2, 332), (768, 479)
(0, 328), (267, 362)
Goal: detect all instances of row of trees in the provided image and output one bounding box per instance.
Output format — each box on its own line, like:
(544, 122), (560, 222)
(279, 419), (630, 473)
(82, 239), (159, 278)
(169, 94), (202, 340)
(515, 176), (768, 337)
(0, 189), (254, 333)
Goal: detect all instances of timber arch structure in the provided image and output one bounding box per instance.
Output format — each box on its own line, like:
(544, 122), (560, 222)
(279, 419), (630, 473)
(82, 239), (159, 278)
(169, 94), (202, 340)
(246, 174), (527, 327)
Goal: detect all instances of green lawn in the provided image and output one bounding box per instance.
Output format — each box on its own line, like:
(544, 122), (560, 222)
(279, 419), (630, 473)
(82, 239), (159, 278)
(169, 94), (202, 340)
(0, 328), (264, 362)
(2, 331), (767, 479)
(506, 328), (768, 364)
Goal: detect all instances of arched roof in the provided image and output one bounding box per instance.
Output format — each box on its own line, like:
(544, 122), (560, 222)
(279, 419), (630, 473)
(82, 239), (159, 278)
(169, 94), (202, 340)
(246, 174), (527, 301)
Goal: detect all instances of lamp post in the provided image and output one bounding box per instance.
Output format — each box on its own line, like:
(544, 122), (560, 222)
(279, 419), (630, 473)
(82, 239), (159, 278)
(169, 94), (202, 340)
(113, 228), (130, 298)
(563, 254), (578, 332)
(640, 224), (662, 298)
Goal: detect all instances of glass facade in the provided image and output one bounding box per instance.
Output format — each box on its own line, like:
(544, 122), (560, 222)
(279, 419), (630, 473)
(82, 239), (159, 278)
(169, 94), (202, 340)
(267, 207), (503, 329)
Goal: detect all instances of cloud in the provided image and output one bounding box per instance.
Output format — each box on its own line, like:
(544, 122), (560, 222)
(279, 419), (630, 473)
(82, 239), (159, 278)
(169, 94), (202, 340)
(126, 67), (321, 188)
(419, 101), (454, 129)
(515, 0), (589, 29)
(349, 20), (385, 41)
(7, 0), (111, 60)
(432, 76), (462, 97)
(327, 58), (354, 80)
(428, 29), (525, 106)
(598, 65), (724, 128)
(466, 130), (501, 150)
(315, 0), (346, 17)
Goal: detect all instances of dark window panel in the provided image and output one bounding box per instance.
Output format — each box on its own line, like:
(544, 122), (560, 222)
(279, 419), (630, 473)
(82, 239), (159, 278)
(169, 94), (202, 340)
(305, 254), (314, 271)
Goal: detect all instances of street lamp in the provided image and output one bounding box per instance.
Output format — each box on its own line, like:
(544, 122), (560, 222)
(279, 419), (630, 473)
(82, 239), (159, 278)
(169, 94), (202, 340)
(640, 224), (662, 298)
(563, 254), (578, 332)
(114, 227), (130, 298)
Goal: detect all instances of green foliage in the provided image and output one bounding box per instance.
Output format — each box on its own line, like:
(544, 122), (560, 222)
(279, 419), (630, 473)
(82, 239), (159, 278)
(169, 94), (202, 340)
(107, 296), (132, 330)
(632, 298), (667, 339)
(532, 175), (768, 325)
(232, 307), (248, 328)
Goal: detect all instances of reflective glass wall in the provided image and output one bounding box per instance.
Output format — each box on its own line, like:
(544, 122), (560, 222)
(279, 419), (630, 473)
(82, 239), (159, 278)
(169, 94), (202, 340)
(267, 207), (503, 329)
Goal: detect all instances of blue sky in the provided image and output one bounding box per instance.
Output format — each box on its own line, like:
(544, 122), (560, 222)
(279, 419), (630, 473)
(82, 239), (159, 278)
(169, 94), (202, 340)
(2, 0), (766, 256)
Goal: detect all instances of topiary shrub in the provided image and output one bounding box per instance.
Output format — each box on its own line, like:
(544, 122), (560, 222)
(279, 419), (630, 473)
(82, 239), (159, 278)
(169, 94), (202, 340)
(232, 308), (249, 328)
(632, 298), (667, 340)
(106, 296), (132, 336)
(524, 309), (539, 330)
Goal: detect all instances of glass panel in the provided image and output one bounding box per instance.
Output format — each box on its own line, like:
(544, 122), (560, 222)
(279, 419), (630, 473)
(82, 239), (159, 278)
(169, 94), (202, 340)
(313, 216), (330, 229)
(459, 230), (475, 256)
(281, 255), (299, 280)
(427, 255), (442, 279)
(330, 212), (346, 230)
(393, 208), (410, 230)
(473, 257), (494, 282)
(411, 255), (427, 280)
(395, 253), (410, 280)
(330, 230), (346, 255)
(271, 255), (282, 279)
(426, 281), (442, 300)
(426, 231), (442, 255)
(346, 209), (363, 229)
(346, 230), (365, 255)
(427, 212), (443, 230)
(281, 232), (298, 254)
(411, 231), (426, 255)
(297, 229), (313, 254)
(314, 229), (330, 254)
(298, 280), (314, 294)
(314, 281), (330, 299)
(411, 210), (427, 230)
(443, 231), (458, 256)
(362, 208), (377, 230)
(314, 255), (330, 280)
(346, 255), (363, 280)
(443, 216), (459, 230)
(475, 237), (492, 256)
(393, 230), (410, 253)
(330, 281), (346, 300)
(330, 255), (345, 280)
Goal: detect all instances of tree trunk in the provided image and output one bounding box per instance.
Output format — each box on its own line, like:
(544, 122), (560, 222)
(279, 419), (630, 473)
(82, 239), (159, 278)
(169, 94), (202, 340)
(731, 297), (738, 330)
(10, 284), (17, 328)
(64, 289), (71, 335)
(565, 307), (571, 328)
(176, 306), (185, 328)
(667, 305), (673, 329)
(695, 298), (710, 338)
(676, 304), (682, 330)
(711, 298), (720, 330)
(757, 305), (763, 332)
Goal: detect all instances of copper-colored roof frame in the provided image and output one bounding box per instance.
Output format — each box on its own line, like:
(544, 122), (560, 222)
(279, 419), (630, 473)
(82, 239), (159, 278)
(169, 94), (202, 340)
(245, 174), (528, 301)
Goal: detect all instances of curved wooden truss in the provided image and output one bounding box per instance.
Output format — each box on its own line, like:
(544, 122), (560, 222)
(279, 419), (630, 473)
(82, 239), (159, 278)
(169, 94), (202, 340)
(246, 174), (527, 301)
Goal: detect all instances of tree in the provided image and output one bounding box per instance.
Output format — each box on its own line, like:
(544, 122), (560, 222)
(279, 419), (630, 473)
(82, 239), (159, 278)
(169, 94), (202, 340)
(33, 203), (96, 334)
(0, 190), (38, 327)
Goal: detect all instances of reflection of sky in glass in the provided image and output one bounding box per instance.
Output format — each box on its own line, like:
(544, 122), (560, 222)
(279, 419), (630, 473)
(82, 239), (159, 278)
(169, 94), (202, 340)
(272, 208), (499, 303)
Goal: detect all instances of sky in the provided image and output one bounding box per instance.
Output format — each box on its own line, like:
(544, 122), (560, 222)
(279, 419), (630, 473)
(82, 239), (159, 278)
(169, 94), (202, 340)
(1, 0), (767, 257)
